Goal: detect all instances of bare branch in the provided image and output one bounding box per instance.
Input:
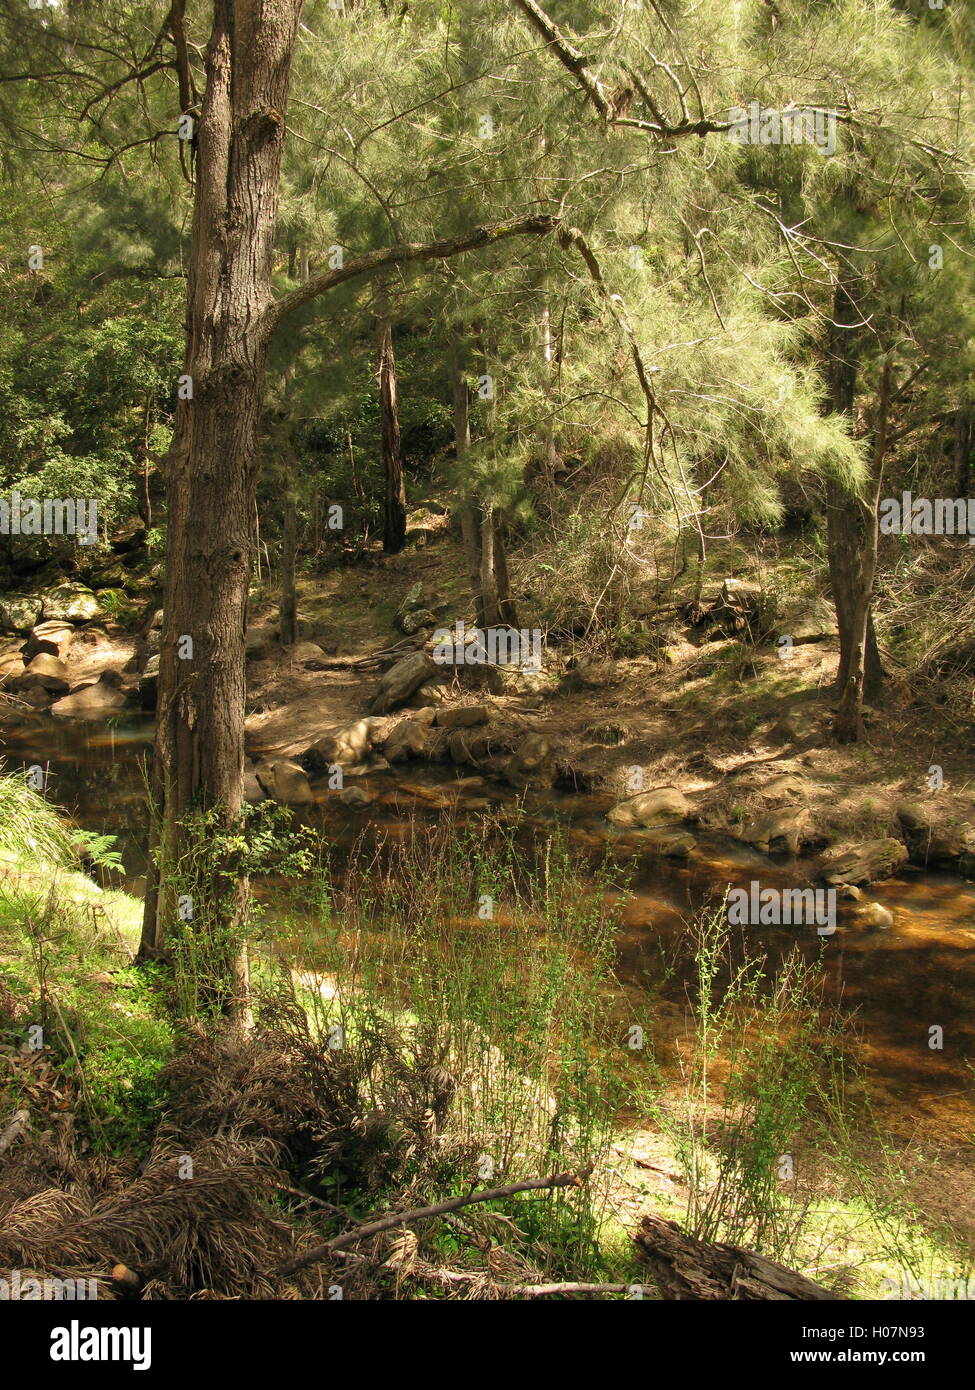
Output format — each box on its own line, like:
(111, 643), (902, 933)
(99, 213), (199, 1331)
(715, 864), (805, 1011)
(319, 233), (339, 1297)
(267, 213), (559, 332)
(275, 1170), (584, 1277)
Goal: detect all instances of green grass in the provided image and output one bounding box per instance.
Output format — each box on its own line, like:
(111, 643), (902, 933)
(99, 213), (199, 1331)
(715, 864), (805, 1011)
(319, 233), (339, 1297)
(0, 764), (172, 1155)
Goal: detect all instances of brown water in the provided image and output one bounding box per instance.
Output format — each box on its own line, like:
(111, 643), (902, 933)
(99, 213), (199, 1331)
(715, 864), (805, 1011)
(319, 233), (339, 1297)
(2, 713), (973, 1148)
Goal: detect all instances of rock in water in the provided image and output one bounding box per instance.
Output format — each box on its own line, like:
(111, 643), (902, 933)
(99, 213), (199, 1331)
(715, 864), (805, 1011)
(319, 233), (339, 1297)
(254, 759), (314, 805)
(505, 734), (553, 788)
(383, 719), (429, 762)
(818, 838), (908, 886)
(607, 787), (692, 828)
(50, 677), (128, 719)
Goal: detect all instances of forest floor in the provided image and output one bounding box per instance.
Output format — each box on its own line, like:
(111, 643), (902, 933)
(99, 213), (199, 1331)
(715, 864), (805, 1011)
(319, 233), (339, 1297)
(241, 515), (975, 856)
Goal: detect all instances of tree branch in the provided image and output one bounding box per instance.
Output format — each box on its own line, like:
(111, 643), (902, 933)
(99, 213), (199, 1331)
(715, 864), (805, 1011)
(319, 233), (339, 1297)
(274, 1170), (584, 1277)
(511, 0), (734, 139)
(266, 213), (559, 332)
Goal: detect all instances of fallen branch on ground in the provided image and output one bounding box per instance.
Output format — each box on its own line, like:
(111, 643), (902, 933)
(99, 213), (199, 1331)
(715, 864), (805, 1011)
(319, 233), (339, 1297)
(275, 1170), (585, 1276)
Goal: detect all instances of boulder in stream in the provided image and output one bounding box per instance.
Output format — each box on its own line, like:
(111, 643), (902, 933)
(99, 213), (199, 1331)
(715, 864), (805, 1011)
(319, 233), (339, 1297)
(818, 837), (908, 887)
(50, 676), (128, 719)
(607, 786), (692, 829)
(254, 758), (314, 806)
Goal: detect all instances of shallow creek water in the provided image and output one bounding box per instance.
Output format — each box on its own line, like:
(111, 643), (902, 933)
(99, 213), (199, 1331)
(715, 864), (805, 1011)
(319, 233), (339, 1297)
(2, 713), (973, 1151)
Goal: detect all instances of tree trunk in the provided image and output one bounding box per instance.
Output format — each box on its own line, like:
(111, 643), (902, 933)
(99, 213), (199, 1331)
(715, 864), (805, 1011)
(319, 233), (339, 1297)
(451, 329), (487, 627)
(824, 280), (883, 743)
(279, 487), (298, 646)
(377, 295), (406, 553)
(139, 0), (303, 1017)
(834, 360), (890, 742)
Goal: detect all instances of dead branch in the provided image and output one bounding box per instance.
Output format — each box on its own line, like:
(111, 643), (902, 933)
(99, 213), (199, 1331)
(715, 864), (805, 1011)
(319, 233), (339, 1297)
(275, 1170), (585, 1276)
(0, 1108), (29, 1157)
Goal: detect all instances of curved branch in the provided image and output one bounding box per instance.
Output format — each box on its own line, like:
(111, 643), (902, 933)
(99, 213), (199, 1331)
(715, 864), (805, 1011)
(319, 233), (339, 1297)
(266, 213), (559, 333)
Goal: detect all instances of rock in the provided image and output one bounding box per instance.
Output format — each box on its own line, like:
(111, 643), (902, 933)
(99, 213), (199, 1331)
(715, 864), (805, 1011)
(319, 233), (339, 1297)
(243, 762), (267, 805)
(753, 774), (810, 806)
(309, 718), (374, 768)
(286, 640), (325, 664)
(24, 686), (52, 709)
(368, 651), (437, 714)
(395, 582), (424, 621)
(721, 577), (762, 610)
(139, 653), (160, 709)
(642, 828), (696, 858)
(22, 621), (75, 662)
(895, 800), (975, 865)
(0, 652), (25, 684)
(406, 705), (438, 728)
(14, 653), (71, 694)
(770, 710), (817, 744)
(148, 608), (164, 631)
(254, 759), (314, 805)
(403, 685), (444, 709)
(383, 719), (429, 762)
(0, 594), (43, 634)
(50, 677), (128, 719)
(851, 901), (894, 931)
(400, 609), (437, 636)
(488, 667), (548, 697)
(784, 601), (835, 645)
(607, 786), (692, 829)
(39, 584), (105, 623)
(435, 704), (490, 730)
(506, 734), (553, 787)
(818, 838), (909, 887)
(740, 807), (812, 855)
(245, 627), (276, 661)
(568, 660), (621, 690)
(338, 785), (372, 810)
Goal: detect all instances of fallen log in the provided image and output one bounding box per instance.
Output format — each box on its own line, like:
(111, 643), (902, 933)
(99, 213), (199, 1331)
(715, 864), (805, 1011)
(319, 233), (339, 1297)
(633, 1215), (839, 1300)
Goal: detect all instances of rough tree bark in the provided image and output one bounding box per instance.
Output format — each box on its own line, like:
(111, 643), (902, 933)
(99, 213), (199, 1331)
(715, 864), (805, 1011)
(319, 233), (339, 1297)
(824, 280), (883, 744)
(376, 287), (406, 553)
(634, 1215), (838, 1301)
(449, 329), (518, 630)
